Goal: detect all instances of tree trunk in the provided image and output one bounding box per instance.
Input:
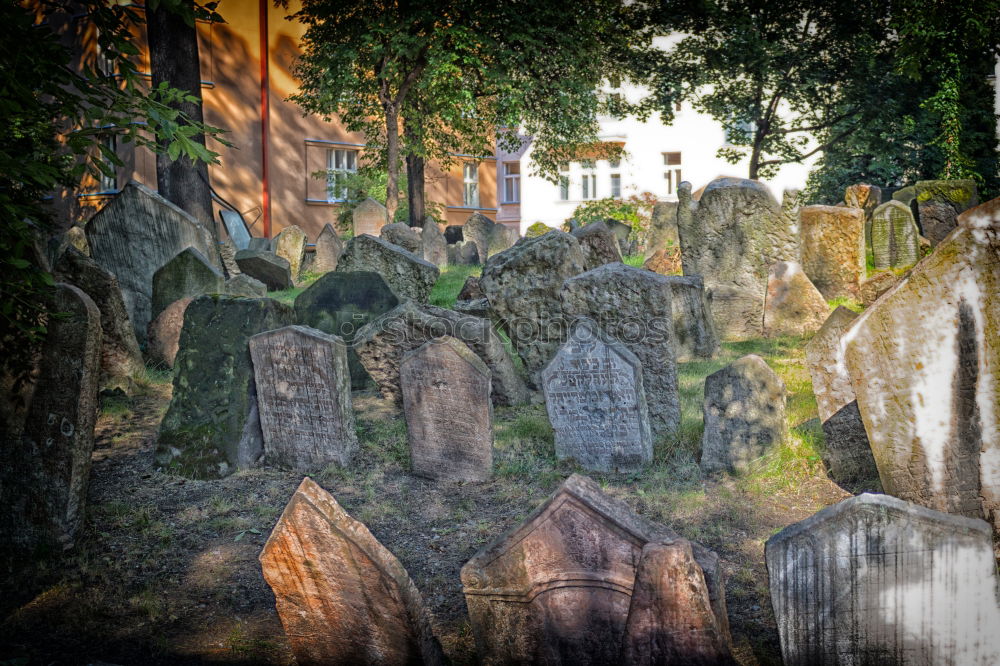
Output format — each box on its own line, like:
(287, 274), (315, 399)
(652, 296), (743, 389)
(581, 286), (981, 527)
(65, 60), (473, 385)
(404, 116), (426, 227)
(147, 4), (215, 239)
(384, 106), (400, 222)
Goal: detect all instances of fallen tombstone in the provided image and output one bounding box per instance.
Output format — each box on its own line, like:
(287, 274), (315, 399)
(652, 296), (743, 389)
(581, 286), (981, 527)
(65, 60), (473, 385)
(151, 247), (225, 320)
(335, 234), (439, 302)
(234, 249), (293, 291)
(799, 205), (866, 299)
(762, 261), (830, 337)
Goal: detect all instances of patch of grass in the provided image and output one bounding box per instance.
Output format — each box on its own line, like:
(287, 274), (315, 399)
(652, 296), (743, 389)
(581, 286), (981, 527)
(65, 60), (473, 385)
(827, 296), (863, 313)
(135, 365), (173, 387)
(100, 394), (132, 419)
(622, 254), (645, 267)
(270, 274), (320, 305)
(430, 264), (481, 309)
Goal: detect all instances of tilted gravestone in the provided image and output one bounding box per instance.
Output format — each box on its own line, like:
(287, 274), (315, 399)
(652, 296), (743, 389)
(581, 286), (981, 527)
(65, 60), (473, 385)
(272, 225), (307, 282)
(643, 200), (679, 259)
(234, 248), (292, 291)
(870, 200), (919, 271)
(700, 354), (786, 475)
(54, 247), (144, 393)
(766, 493), (1000, 665)
(844, 210), (1000, 533)
(461, 474), (732, 666)
(260, 478), (445, 666)
(85, 181), (221, 343)
(335, 234), (439, 302)
(421, 218), (448, 267)
(400, 337), (493, 482)
(380, 222), (423, 255)
(353, 300), (529, 407)
(224, 273), (267, 298)
(799, 205), (866, 299)
(541, 319), (653, 472)
(914, 179), (978, 246)
(293, 271), (400, 390)
(762, 261), (830, 338)
(151, 247), (225, 320)
(249, 326), (357, 472)
(311, 223), (343, 274)
(0, 284), (101, 552)
(804, 307), (878, 484)
(479, 230), (587, 382)
(156, 295), (295, 479)
(560, 263), (680, 436)
(663, 275), (718, 361)
(570, 221), (622, 270)
(220, 209), (252, 250)
(676, 177), (798, 340)
(352, 196), (388, 237)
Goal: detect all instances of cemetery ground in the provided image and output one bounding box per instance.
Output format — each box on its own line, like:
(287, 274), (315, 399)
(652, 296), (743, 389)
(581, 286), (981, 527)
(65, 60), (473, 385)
(1, 261), (878, 666)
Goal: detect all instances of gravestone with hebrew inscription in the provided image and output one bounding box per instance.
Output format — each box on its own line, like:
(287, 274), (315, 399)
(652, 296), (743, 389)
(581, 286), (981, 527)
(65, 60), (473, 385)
(541, 319), (652, 472)
(766, 493), (1000, 666)
(260, 478), (445, 666)
(352, 197), (388, 237)
(249, 326), (357, 472)
(151, 247), (225, 320)
(870, 200), (919, 271)
(400, 337), (492, 482)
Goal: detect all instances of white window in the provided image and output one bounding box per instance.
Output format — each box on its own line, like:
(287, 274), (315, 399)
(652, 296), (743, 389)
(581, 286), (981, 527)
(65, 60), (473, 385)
(463, 162), (479, 208)
(581, 160), (596, 200)
(326, 148), (357, 201)
(502, 162), (520, 203)
(662, 152), (682, 196)
(99, 135), (117, 192)
(558, 162), (570, 201)
(610, 173), (621, 198)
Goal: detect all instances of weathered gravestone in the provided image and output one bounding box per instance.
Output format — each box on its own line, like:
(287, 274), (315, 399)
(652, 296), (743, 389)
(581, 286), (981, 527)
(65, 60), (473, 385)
(0, 284), (101, 551)
(799, 205), (866, 299)
(260, 478), (445, 666)
(914, 178), (978, 246)
(463, 212), (496, 263)
(570, 221), (622, 270)
(234, 248), (292, 291)
(381, 222), (423, 255)
(486, 223), (519, 257)
(762, 261), (830, 338)
(541, 319), (652, 472)
(458, 275), (483, 301)
(311, 223), (343, 274)
(146, 296), (194, 369)
(85, 181), (221, 343)
(525, 221), (554, 238)
(804, 307), (878, 484)
(352, 196), (388, 237)
(151, 247), (225, 320)
(400, 337), (493, 482)
(156, 296), (294, 479)
(272, 225), (307, 282)
(421, 218), (448, 266)
(54, 247), (144, 393)
(479, 230), (587, 382)
(293, 271), (400, 390)
(335, 234), (439, 302)
(766, 493), (1000, 666)
(461, 474), (732, 666)
(353, 300), (528, 407)
(560, 263), (680, 436)
(643, 201), (679, 259)
(676, 177), (798, 339)
(843, 212), (1000, 532)
(700, 354), (786, 475)
(220, 209), (252, 250)
(605, 218), (635, 256)
(663, 275), (718, 361)
(224, 273), (267, 298)
(870, 200), (920, 271)
(858, 270), (899, 306)
(447, 240), (480, 266)
(249, 326), (357, 472)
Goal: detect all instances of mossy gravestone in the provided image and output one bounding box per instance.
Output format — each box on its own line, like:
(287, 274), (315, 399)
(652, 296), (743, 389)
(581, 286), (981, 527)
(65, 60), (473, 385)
(150, 247), (225, 320)
(870, 200), (919, 271)
(293, 271), (400, 390)
(156, 295), (294, 479)
(914, 179), (978, 246)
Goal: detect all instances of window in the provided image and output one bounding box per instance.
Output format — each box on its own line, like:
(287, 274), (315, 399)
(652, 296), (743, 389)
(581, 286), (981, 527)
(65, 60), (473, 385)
(98, 135), (117, 192)
(326, 148), (357, 201)
(463, 162), (479, 208)
(610, 173), (621, 198)
(662, 152), (681, 166)
(559, 176), (570, 201)
(662, 152), (682, 196)
(502, 162), (520, 203)
(581, 160), (596, 200)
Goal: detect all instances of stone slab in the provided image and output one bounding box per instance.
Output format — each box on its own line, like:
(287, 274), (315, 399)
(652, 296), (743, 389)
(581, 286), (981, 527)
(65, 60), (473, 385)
(871, 200), (919, 271)
(352, 197), (388, 237)
(421, 219), (448, 267)
(234, 249), (292, 291)
(763, 261), (830, 337)
(335, 234), (439, 303)
(799, 205), (866, 299)
(151, 247), (225, 320)
(570, 221), (622, 270)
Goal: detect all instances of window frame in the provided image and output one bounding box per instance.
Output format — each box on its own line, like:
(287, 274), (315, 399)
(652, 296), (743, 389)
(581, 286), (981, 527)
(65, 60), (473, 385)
(463, 161), (480, 208)
(502, 161), (520, 204)
(326, 148), (358, 202)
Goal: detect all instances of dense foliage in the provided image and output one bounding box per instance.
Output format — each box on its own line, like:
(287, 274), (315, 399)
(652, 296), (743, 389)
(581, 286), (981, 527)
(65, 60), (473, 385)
(570, 192), (658, 238)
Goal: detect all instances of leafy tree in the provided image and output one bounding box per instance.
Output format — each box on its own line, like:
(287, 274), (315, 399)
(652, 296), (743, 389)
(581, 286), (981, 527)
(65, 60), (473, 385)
(569, 192), (658, 238)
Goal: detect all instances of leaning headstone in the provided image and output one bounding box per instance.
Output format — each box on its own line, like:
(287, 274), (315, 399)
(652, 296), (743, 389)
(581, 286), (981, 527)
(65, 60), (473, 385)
(260, 478), (445, 666)
(560, 264), (680, 436)
(664, 275), (718, 361)
(272, 225), (307, 282)
(541, 319), (652, 472)
(0, 284), (101, 552)
(461, 474), (731, 666)
(151, 247), (225, 320)
(234, 249), (292, 291)
(913, 178), (978, 245)
(421, 218), (448, 266)
(463, 212), (495, 262)
(804, 307), (878, 484)
(353, 300), (529, 407)
(54, 247), (144, 393)
(870, 200), (920, 270)
(311, 223), (343, 274)
(400, 337), (493, 482)
(145, 296), (193, 369)
(224, 273), (267, 298)
(479, 230), (587, 381)
(86, 181), (220, 343)
(843, 213), (1000, 532)
(766, 493), (1000, 666)
(762, 261), (830, 337)
(156, 296), (294, 479)
(352, 196), (388, 237)
(447, 240), (480, 266)
(220, 209), (252, 250)
(700, 354), (786, 475)
(570, 221), (622, 270)
(677, 177), (798, 339)
(799, 205), (865, 299)
(381, 222), (423, 255)
(249, 326), (357, 471)
(643, 201), (679, 259)
(294, 271), (400, 390)
(335, 234), (439, 302)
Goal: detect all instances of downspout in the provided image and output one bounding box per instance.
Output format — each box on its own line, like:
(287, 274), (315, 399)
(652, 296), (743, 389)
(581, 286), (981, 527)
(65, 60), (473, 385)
(259, 0), (271, 238)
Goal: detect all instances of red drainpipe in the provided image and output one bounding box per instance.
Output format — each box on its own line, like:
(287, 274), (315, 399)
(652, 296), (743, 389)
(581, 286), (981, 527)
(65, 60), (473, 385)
(259, 0), (271, 238)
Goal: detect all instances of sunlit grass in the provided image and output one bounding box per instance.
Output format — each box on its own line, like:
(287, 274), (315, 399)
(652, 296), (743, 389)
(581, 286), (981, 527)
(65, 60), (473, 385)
(430, 264), (481, 309)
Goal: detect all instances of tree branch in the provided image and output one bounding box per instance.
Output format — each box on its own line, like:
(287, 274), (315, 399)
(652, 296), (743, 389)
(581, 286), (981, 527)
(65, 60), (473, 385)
(757, 122), (861, 167)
